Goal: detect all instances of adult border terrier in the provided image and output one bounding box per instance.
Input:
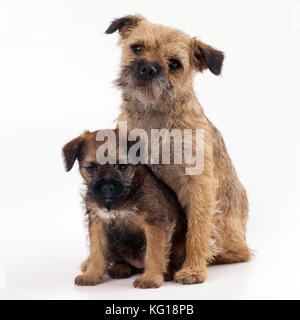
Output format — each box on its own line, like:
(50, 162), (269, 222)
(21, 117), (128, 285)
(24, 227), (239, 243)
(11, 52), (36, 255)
(106, 15), (252, 284)
(63, 130), (186, 288)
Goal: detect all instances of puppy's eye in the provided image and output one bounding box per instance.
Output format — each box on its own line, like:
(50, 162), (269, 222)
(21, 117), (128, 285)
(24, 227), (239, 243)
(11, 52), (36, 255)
(168, 58), (182, 70)
(130, 44), (143, 54)
(85, 166), (95, 174)
(118, 164), (127, 171)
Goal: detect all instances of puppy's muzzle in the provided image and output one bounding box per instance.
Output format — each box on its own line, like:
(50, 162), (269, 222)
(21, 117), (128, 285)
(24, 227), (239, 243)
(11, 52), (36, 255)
(100, 183), (114, 198)
(100, 183), (114, 209)
(91, 180), (126, 210)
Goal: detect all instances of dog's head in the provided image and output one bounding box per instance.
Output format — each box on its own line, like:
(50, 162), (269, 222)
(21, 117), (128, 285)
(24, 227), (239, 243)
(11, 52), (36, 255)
(62, 130), (139, 211)
(106, 15), (224, 109)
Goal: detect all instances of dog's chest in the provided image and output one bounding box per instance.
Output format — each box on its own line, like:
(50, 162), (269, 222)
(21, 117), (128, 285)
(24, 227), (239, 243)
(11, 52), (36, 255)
(127, 112), (179, 133)
(150, 164), (186, 192)
(126, 112), (189, 191)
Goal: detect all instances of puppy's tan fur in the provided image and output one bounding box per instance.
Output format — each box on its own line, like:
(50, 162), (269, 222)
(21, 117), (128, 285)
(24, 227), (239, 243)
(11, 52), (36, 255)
(106, 15), (252, 284)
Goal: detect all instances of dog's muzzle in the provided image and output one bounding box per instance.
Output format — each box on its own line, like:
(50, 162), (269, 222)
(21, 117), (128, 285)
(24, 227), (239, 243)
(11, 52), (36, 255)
(139, 64), (158, 81)
(135, 59), (162, 82)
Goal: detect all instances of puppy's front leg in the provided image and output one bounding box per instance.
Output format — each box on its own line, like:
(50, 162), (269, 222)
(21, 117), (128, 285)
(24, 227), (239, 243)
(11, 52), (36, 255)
(75, 215), (107, 286)
(133, 224), (168, 289)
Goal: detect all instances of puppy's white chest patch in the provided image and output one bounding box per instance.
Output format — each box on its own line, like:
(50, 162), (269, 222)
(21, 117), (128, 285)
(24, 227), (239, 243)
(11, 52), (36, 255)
(94, 207), (138, 221)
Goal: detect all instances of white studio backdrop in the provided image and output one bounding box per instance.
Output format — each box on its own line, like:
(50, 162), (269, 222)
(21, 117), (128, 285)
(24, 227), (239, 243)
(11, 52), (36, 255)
(0, 0), (300, 299)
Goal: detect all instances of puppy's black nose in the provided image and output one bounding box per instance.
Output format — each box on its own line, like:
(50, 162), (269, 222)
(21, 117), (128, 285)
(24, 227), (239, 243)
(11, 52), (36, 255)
(100, 183), (114, 198)
(139, 64), (158, 80)
(104, 199), (112, 211)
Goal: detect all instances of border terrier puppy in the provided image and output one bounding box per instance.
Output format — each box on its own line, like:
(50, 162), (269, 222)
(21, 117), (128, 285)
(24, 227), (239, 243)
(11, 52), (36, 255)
(106, 15), (252, 284)
(63, 130), (186, 288)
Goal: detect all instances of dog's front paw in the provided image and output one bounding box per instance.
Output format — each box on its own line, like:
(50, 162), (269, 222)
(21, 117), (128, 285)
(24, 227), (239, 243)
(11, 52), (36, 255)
(133, 275), (163, 289)
(74, 273), (103, 286)
(80, 258), (89, 273)
(174, 267), (207, 285)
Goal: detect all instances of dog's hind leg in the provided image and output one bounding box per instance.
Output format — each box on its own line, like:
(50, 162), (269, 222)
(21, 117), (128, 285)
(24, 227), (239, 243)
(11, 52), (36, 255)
(211, 244), (252, 265)
(210, 215), (252, 265)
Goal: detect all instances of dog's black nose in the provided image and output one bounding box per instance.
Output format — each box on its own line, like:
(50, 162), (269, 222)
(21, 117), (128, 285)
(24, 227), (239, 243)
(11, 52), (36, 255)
(139, 64), (158, 80)
(100, 183), (114, 198)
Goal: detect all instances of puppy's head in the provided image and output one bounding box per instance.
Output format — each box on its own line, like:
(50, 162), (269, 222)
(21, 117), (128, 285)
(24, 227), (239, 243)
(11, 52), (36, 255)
(62, 130), (138, 211)
(106, 15), (224, 109)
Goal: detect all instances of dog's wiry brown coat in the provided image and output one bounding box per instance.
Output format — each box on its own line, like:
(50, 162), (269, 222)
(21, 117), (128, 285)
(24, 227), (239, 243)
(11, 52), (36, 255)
(106, 15), (252, 284)
(63, 130), (186, 288)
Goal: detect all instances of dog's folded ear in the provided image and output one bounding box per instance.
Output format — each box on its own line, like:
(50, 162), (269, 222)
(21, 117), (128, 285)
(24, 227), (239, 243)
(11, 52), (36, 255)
(193, 39), (224, 75)
(105, 15), (143, 38)
(62, 136), (84, 172)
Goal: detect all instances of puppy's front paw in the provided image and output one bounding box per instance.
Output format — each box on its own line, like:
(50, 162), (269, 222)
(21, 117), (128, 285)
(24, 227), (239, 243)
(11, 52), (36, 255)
(109, 263), (136, 279)
(174, 267), (207, 285)
(74, 273), (103, 286)
(133, 275), (163, 289)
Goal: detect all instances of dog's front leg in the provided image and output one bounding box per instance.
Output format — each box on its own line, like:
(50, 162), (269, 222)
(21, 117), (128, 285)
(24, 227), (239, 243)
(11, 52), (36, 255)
(174, 176), (215, 284)
(75, 215), (107, 286)
(133, 224), (169, 289)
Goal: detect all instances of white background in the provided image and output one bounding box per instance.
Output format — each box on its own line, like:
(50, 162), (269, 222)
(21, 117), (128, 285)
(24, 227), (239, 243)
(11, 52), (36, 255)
(0, 0), (300, 300)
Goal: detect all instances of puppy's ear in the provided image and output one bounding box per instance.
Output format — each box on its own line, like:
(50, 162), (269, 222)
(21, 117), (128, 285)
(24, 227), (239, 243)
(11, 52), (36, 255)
(62, 136), (84, 172)
(193, 39), (224, 75)
(105, 15), (143, 38)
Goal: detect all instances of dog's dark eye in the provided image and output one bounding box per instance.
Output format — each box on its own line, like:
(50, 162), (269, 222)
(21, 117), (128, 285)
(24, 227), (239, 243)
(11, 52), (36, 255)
(168, 58), (182, 70)
(85, 166), (95, 174)
(118, 164), (127, 171)
(131, 44), (143, 54)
